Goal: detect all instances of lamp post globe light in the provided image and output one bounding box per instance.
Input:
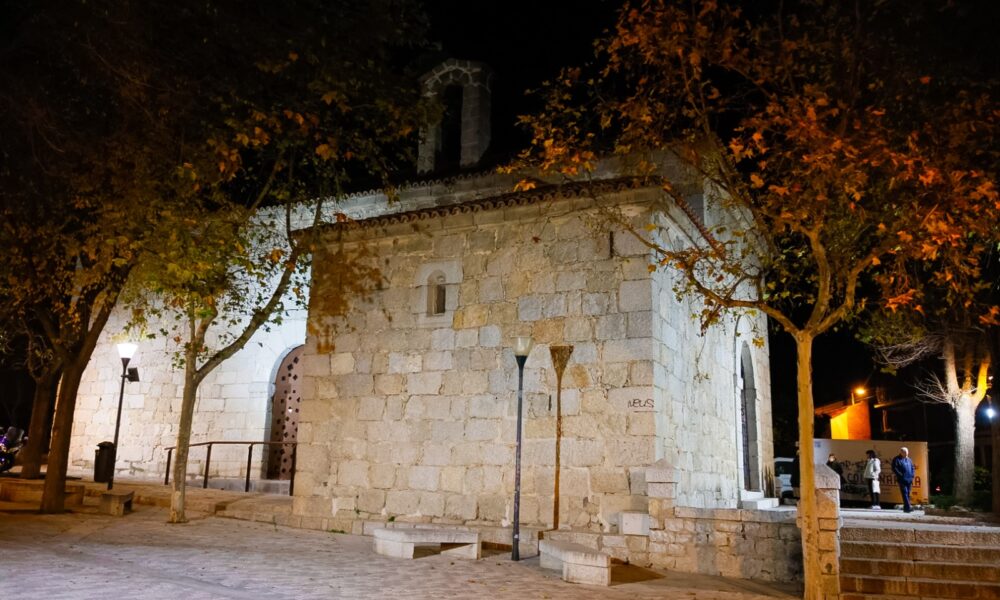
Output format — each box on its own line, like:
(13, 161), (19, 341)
(109, 342), (139, 490)
(851, 386), (867, 404)
(511, 335), (533, 561)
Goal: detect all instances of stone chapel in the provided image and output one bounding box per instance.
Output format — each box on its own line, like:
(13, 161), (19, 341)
(70, 60), (797, 581)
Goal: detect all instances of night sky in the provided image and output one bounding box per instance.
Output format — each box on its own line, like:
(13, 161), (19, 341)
(425, 0), (620, 160)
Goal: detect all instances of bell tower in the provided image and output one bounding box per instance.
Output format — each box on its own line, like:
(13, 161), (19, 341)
(417, 59), (494, 173)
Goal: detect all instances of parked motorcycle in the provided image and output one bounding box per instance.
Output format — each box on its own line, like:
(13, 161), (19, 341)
(0, 427), (25, 473)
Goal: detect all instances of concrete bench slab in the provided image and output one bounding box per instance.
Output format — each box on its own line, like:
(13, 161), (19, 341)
(539, 539), (611, 586)
(373, 527), (480, 560)
(100, 490), (134, 517)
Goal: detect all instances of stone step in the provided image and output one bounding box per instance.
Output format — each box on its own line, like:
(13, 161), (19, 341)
(842, 540), (1000, 564)
(0, 480), (85, 506)
(841, 557), (1000, 582)
(739, 497), (779, 510)
(841, 574), (1000, 599)
(843, 525), (1000, 546)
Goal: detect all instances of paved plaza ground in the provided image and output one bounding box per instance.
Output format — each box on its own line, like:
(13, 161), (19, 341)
(0, 493), (799, 600)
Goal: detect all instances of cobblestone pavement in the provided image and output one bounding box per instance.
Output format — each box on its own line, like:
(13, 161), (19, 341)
(0, 505), (800, 600)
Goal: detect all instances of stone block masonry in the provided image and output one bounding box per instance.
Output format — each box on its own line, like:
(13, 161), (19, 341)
(539, 458), (804, 584)
(295, 183), (772, 536)
(69, 306), (308, 483)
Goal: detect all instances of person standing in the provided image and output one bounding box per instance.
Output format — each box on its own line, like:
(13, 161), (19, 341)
(863, 449), (881, 509)
(827, 453), (845, 490)
(892, 446), (916, 513)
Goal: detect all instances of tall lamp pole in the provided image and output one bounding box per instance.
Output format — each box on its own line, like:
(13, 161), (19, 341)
(511, 336), (533, 561)
(109, 342), (138, 491)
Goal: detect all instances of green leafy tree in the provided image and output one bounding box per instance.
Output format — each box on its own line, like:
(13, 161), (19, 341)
(126, 206), (306, 522)
(518, 1), (998, 596)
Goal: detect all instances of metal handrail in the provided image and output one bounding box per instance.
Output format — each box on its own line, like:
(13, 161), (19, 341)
(163, 440), (297, 495)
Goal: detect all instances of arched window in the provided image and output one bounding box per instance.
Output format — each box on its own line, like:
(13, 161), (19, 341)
(414, 261), (461, 327)
(427, 272), (447, 316)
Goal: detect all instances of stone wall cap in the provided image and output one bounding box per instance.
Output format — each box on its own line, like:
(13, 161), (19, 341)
(814, 464), (841, 490)
(739, 508), (797, 523)
(310, 177), (651, 236)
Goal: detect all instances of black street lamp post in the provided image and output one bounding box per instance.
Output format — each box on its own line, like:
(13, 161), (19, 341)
(511, 335), (533, 561)
(109, 342), (139, 491)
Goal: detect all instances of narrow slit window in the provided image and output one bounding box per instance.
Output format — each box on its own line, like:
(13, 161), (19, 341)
(428, 273), (447, 315)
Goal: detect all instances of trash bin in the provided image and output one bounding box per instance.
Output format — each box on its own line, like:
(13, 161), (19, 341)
(94, 441), (115, 483)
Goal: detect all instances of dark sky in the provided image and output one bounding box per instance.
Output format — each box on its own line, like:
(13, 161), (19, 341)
(425, 0), (620, 159)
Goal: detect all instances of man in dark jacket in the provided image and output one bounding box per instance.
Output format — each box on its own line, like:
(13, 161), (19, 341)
(891, 447), (916, 512)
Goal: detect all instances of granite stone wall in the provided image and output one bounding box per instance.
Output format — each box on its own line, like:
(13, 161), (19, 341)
(294, 186), (773, 531)
(69, 307), (307, 483)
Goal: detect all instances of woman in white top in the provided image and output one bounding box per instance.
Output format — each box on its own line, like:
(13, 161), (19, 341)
(863, 449), (881, 509)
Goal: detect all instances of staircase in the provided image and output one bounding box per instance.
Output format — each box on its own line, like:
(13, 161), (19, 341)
(840, 517), (1000, 599)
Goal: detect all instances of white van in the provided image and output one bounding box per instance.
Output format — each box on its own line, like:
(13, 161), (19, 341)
(774, 457), (795, 499)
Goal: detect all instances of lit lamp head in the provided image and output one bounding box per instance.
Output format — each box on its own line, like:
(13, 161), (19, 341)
(117, 343), (140, 382)
(851, 386), (867, 404)
(117, 342), (138, 370)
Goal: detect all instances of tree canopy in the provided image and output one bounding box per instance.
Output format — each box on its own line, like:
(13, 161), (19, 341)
(0, 0), (429, 511)
(517, 0), (998, 595)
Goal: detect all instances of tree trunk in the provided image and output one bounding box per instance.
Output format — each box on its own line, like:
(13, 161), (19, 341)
(794, 333), (823, 600)
(985, 326), (999, 515)
(169, 350), (200, 524)
(953, 399), (977, 506)
(19, 371), (58, 479)
(40, 359), (86, 513)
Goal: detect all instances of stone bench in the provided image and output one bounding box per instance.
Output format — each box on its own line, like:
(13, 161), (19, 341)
(539, 539), (612, 586)
(373, 527), (480, 560)
(99, 490), (134, 516)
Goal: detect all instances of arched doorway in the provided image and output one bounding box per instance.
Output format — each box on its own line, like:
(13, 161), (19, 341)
(740, 343), (761, 491)
(266, 345), (304, 480)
